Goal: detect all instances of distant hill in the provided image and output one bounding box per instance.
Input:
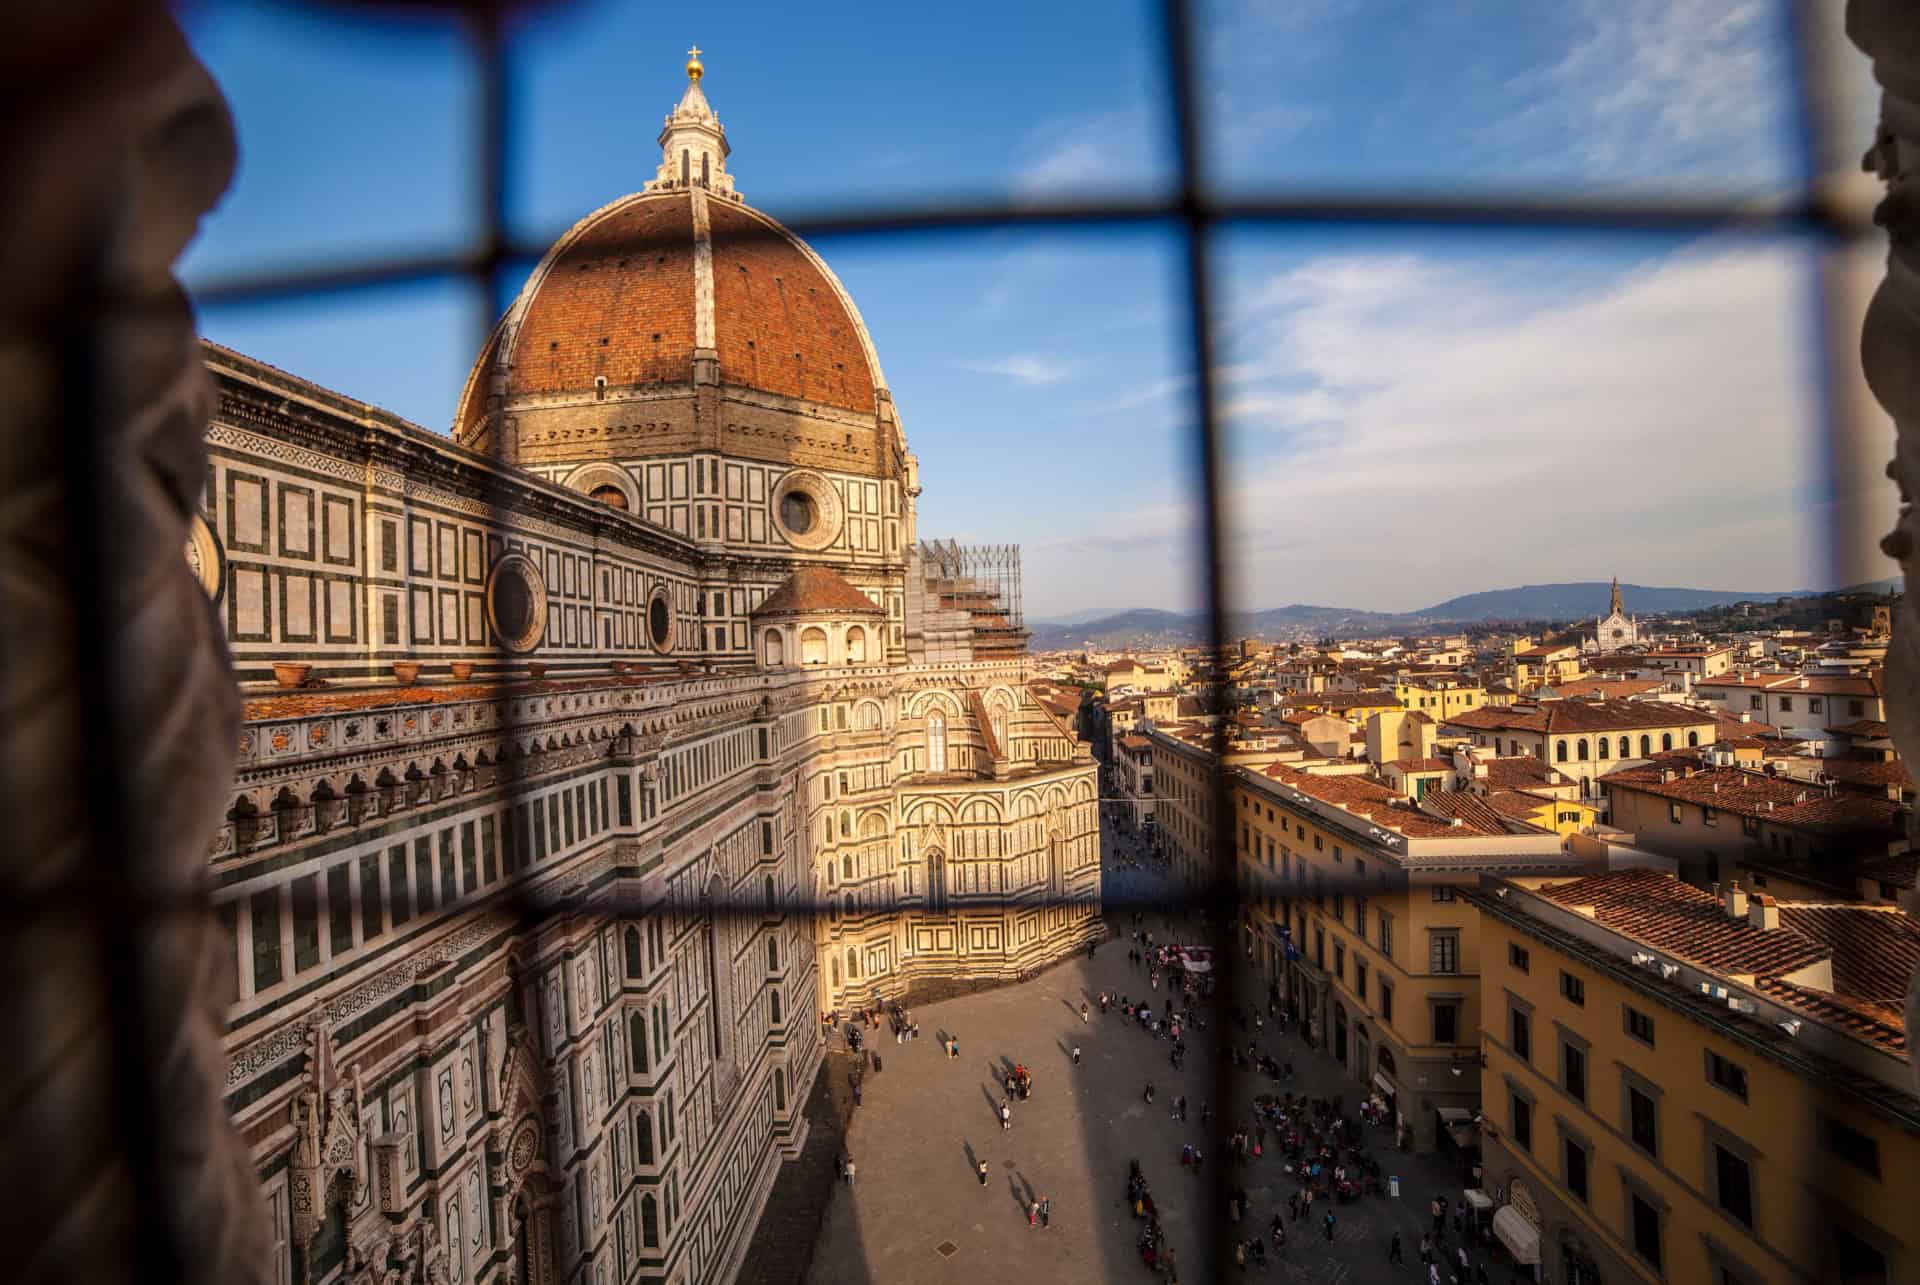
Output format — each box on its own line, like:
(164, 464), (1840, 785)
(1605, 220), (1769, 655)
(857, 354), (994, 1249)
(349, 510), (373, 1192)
(1405, 582), (1784, 623)
(1025, 579), (1899, 651)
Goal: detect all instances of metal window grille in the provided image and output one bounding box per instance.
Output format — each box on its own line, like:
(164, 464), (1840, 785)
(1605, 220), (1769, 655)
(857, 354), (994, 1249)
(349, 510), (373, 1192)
(19, 1), (1898, 1283)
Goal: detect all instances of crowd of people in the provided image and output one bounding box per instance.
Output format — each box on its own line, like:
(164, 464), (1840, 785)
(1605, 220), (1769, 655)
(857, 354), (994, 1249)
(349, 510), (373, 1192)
(817, 816), (1516, 1282)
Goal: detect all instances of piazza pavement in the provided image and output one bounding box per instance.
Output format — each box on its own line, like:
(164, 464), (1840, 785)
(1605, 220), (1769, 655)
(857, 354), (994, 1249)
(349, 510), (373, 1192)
(802, 819), (1509, 1285)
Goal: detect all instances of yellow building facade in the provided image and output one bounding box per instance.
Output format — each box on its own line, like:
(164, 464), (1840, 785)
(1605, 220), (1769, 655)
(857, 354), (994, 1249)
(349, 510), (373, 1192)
(1395, 677), (1487, 720)
(1469, 872), (1919, 1285)
(1232, 764), (1576, 1149)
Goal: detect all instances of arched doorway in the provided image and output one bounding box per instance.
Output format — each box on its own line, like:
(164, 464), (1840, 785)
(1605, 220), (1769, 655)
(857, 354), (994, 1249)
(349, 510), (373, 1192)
(499, 1112), (557, 1285)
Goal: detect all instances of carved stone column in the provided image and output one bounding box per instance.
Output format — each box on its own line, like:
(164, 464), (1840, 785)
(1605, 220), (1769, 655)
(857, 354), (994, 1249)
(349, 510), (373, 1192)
(1849, 0), (1920, 1092)
(0, 3), (269, 1281)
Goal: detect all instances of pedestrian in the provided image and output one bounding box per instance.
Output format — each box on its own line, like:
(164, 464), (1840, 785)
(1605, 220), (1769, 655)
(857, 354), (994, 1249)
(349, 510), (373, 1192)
(1040, 1195), (1052, 1228)
(1454, 1200), (1466, 1235)
(951, 1037), (960, 1060)
(1080, 1001), (1090, 1024)
(1389, 1231), (1404, 1264)
(852, 1080), (862, 1107)
(1323, 1210), (1335, 1243)
(844, 1156), (856, 1187)
(1428, 1264), (1441, 1285)
(1419, 1233), (1431, 1264)
(1000, 1100), (1011, 1131)
(1457, 1245), (1470, 1273)
(1072, 1045), (1081, 1066)
(1475, 1265), (1489, 1285)
(1431, 1196), (1445, 1236)
(976, 1160), (989, 1186)
(1027, 1199), (1037, 1228)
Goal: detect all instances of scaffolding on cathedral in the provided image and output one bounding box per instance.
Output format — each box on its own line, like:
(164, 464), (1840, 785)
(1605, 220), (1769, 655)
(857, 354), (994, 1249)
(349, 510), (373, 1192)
(918, 539), (1025, 628)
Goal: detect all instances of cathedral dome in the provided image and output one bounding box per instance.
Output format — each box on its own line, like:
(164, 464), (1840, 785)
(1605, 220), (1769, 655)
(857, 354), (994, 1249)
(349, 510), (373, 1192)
(453, 54), (902, 483)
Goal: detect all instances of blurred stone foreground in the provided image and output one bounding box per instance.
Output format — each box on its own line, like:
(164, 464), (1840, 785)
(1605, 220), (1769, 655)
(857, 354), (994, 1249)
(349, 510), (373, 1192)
(3, 2), (1920, 1281)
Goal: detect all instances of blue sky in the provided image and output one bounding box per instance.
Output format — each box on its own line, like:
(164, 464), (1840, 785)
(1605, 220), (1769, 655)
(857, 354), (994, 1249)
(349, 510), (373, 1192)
(180, 0), (1885, 619)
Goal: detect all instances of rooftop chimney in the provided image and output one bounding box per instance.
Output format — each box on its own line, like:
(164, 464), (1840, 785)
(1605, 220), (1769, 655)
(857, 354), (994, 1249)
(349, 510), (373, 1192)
(1723, 881), (1749, 921)
(1747, 893), (1779, 931)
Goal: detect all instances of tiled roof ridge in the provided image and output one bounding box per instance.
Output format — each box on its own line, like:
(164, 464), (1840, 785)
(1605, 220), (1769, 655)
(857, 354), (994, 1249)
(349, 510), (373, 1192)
(751, 566), (885, 617)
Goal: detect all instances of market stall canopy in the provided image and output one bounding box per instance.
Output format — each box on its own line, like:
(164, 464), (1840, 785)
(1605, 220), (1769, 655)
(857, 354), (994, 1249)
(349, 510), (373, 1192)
(1464, 1189), (1493, 1211)
(1168, 945), (1214, 974)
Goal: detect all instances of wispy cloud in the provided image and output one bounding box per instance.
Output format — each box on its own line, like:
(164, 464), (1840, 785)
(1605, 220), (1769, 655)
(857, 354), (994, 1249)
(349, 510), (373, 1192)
(959, 353), (1083, 386)
(1207, 242), (1822, 608)
(1493, 0), (1789, 185)
(1010, 110), (1156, 199)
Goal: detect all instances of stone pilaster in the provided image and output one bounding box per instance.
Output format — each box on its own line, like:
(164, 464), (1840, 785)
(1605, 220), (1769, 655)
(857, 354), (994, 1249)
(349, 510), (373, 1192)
(1848, 0), (1920, 1092)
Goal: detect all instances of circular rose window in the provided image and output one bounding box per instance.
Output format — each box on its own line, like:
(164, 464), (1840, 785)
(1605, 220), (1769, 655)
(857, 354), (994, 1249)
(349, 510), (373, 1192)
(770, 470), (843, 551)
(183, 513), (224, 605)
(780, 490), (815, 534)
(647, 586), (674, 653)
(485, 553), (548, 653)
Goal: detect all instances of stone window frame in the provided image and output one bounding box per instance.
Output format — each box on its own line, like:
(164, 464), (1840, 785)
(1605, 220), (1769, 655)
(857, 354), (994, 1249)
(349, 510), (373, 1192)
(1802, 1188), (1900, 1283)
(1504, 1074), (1535, 1154)
(1617, 1165), (1670, 1277)
(1814, 1111), (1883, 1181)
(1555, 1115), (1595, 1204)
(1701, 1231), (1764, 1285)
(1504, 989), (1534, 1065)
(1698, 1115), (1762, 1232)
(1622, 1002), (1656, 1050)
(1555, 1023), (1590, 1106)
(1617, 1062), (1662, 1161)
(1427, 927), (1461, 975)
(1426, 991), (1465, 1046)
(1703, 1047), (1749, 1103)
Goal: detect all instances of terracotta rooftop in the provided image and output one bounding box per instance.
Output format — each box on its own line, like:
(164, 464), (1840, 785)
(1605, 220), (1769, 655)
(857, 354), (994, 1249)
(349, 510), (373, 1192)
(1815, 756), (1913, 792)
(1853, 848), (1920, 890)
(1307, 690), (1401, 709)
(1776, 903), (1920, 1005)
(455, 190), (881, 439)
(1551, 678), (1667, 700)
(1534, 869), (1830, 979)
(1258, 764), (1510, 839)
(241, 669), (682, 722)
(1486, 789), (1554, 820)
(751, 567), (883, 617)
(1420, 789), (1532, 834)
(1444, 699), (1715, 735)
(1384, 757), (1453, 774)
(1478, 756), (1564, 790)
(1695, 671), (1884, 697)
(1601, 764), (1905, 839)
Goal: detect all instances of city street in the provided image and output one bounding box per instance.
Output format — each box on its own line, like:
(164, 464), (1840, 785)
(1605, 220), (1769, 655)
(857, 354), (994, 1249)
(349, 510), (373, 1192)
(803, 836), (1488, 1284)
